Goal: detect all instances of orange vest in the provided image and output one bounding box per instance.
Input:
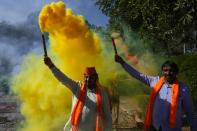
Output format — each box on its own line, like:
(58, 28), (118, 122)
(144, 77), (179, 131)
(71, 83), (103, 131)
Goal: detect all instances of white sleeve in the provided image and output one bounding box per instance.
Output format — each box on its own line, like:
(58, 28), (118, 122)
(50, 66), (80, 93)
(122, 62), (158, 87)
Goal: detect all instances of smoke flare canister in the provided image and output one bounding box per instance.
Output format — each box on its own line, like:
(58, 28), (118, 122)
(111, 38), (118, 54)
(42, 34), (48, 56)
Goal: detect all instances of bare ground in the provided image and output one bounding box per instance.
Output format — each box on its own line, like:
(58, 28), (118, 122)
(0, 95), (190, 131)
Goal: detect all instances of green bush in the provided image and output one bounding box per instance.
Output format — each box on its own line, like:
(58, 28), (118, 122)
(169, 54), (197, 111)
(135, 94), (149, 118)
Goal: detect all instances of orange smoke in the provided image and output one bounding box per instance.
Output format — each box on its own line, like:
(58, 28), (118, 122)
(111, 33), (138, 65)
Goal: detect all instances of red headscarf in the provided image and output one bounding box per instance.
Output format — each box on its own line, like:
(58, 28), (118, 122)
(84, 67), (97, 75)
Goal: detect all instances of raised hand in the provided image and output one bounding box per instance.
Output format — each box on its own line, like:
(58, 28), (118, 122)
(44, 56), (54, 68)
(115, 54), (125, 64)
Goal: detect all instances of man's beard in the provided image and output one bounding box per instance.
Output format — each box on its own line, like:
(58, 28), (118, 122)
(165, 76), (175, 84)
(86, 83), (96, 89)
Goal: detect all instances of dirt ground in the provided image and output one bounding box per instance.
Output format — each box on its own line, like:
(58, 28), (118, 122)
(0, 95), (22, 131)
(0, 95), (191, 131)
(112, 96), (190, 131)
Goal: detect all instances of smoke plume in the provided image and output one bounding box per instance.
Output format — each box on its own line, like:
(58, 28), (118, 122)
(10, 1), (165, 130)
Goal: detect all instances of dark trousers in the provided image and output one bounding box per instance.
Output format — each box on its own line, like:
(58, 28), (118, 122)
(150, 125), (162, 131)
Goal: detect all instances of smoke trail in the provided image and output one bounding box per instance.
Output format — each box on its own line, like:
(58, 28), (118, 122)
(39, 2), (103, 80)
(109, 24), (166, 117)
(111, 32), (138, 65)
(11, 2), (166, 130)
(11, 1), (105, 131)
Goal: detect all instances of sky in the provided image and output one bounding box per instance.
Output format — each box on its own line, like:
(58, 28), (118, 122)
(0, 0), (109, 26)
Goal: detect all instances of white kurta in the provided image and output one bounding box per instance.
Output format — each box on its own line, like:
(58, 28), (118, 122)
(50, 66), (112, 131)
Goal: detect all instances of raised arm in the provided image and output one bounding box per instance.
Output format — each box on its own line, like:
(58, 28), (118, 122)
(44, 56), (79, 93)
(115, 54), (157, 87)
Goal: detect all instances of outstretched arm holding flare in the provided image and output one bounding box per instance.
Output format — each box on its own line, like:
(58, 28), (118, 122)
(115, 54), (153, 85)
(114, 54), (197, 131)
(42, 33), (79, 93)
(44, 56), (79, 93)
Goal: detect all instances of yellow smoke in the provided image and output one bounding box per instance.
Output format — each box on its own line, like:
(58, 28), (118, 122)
(12, 1), (104, 131)
(39, 2), (102, 80)
(11, 2), (161, 131)
(12, 54), (72, 131)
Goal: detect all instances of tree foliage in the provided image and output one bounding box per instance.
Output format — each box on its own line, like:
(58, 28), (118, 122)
(169, 54), (197, 111)
(0, 75), (9, 94)
(95, 0), (197, 56)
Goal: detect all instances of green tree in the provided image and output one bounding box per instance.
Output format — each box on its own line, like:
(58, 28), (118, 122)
(0, 75), (9, 94)
(95, 0), (197, 56)
(169, 54), (197, 111)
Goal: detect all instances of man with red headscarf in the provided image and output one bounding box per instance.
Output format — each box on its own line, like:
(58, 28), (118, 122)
(44, 56), (112, 131)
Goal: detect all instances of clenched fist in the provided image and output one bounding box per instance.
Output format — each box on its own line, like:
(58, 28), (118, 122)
(115, 54), (125, 64)
(44, 56), (54, 68)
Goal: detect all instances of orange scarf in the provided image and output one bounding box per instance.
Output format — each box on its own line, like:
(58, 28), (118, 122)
(144, 77), (179, 131)
(71, 83), (103, 131)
